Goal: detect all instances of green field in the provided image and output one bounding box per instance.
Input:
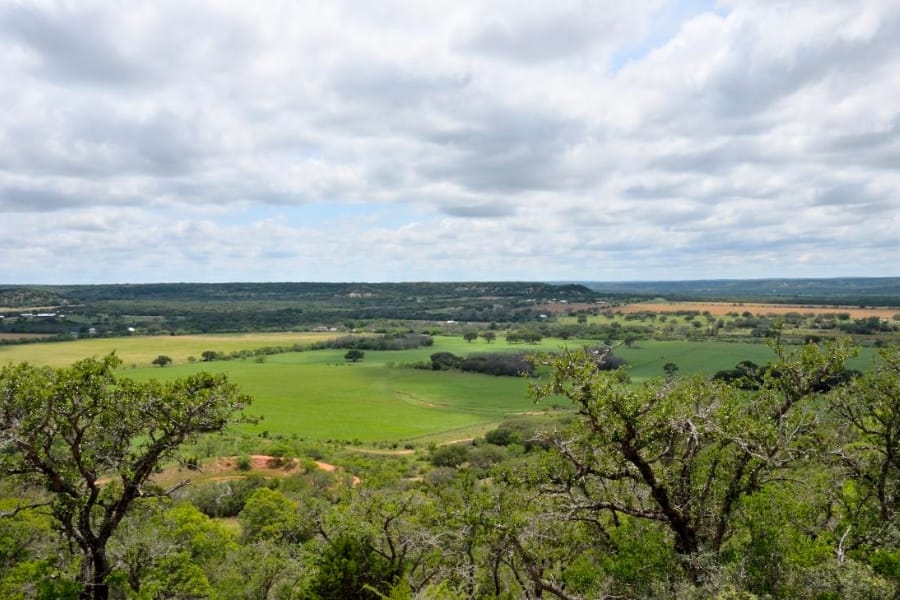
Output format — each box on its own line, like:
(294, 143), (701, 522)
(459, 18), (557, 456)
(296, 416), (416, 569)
(122, 336), (590, 444)
(0, 334), (876, 444)
(616, 339), (874, 382)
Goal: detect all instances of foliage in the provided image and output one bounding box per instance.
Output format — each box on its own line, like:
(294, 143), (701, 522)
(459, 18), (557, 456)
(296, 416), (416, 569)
(459, 352), (535, 377)
(107, 500), (235, 598)
(239, 488), (303, 544)
(429, 352), (463, 370)
(151, 354), (172, 367)
(506, 330), (543, 344)
(530, 337), (857, 582)
(345, 349), (365, 362)
(315, 334), (433, 351)
(829, 345), (900, 561)
(0, 354), (251, 599)
(308, 534), (404, 600)
(185, 476), (277, 518)
(430, 444), (470, 468)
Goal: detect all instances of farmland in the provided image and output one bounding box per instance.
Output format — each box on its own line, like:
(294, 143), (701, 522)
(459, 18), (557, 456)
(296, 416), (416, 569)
(0, 331), (334, 368)
(0, 331), (875, 444)
(615, 301), (900, 320)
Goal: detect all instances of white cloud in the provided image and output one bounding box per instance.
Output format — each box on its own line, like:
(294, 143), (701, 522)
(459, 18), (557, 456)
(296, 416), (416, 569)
(0, 0), (898, 283)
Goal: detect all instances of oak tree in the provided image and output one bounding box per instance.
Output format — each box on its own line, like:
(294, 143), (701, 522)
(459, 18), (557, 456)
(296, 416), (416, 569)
(0, 354), (252, 600)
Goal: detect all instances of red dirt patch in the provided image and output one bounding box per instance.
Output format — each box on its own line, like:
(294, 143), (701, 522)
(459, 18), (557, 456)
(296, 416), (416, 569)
(218, 455), (362, 486)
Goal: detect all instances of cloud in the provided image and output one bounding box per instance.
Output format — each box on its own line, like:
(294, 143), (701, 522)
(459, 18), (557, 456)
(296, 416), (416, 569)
(0, 0), (898, 283)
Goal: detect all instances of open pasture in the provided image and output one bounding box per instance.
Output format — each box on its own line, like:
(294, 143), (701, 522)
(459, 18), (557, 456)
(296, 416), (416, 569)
(1, 333), (876, 444)
(616, 339), (873, 383)
(125, 345), (545, 443)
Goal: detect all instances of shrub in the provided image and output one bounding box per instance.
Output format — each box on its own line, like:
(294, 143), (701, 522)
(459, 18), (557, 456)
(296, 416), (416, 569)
(459, 352), (535, 377)
(430, 444), (470, 467)
(430, 352), (462, 370)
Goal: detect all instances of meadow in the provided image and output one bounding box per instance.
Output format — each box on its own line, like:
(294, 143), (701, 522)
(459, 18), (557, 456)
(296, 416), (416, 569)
(0, 333), (875, 444)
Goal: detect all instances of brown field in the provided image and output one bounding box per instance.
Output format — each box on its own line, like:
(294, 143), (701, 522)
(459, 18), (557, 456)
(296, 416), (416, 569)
(0, 333), (55, 341)
(615, 302), (900, 319)
(0, 331), (336, 367)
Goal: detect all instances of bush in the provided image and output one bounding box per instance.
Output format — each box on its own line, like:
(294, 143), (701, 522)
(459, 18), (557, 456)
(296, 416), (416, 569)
(344, 349), (365, 362)
(430, 444), (470, 467)
(430, 352), (462, 370)
(469, 445), (507, 469)
(309, 535), (403, 600)
(459, 352), (535, 377)
(187, 476), (276, 518)
(484, 419), (549, 451)
(314, 333), (433, 351)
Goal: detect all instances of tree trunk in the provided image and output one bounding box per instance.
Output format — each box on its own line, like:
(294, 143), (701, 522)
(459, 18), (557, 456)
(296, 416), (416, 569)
(79, 547), (110, 600)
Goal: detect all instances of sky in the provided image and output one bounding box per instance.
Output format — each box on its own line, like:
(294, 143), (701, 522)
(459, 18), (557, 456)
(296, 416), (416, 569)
(1, 0), (899, 284)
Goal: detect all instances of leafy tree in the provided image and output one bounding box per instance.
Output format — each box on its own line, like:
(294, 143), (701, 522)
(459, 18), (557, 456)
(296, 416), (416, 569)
(430, 444), (470, 468)
(108, 500), (235, 598)
(0, 354), (251, 600)
(829, 345), (900, 559)
(663, 362), (679, 379)
(481, 331), (497, 343)
(316, 487), (445, 597)
(309, 535), (403, 600)
(463, 331), (478, 343)
(530, 338), (855, 583)
(238, 488), (303, 544)
(345, 349), (365, 362)
(152, 355), (172, 367)
(200, 350), (219, 362)
(430, 352), (462, 371)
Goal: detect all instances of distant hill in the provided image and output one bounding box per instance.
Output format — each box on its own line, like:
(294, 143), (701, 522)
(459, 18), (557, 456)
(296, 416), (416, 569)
(572, 277), (900, 306)
(40, 281), (595, 304)
(0, 287), (65, 308)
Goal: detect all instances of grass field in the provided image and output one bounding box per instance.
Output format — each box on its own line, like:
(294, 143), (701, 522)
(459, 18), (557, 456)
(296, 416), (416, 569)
(616, 339), (874, 382)
(124, 346), (544, 443)
(0, 333), (877, 444)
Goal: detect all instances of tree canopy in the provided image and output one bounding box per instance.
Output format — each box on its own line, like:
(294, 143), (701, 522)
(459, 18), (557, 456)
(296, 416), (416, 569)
(0, 354), (252, 600)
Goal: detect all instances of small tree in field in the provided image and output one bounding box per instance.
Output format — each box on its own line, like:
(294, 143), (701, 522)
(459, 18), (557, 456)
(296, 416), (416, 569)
(152, 355), (172, 367)
(663, 362), (679, 379)
(0, 354), (252, 600)
(481, 331), (497, 343)
(345, 349), (365, 363)
(463, 330), (478, 343)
